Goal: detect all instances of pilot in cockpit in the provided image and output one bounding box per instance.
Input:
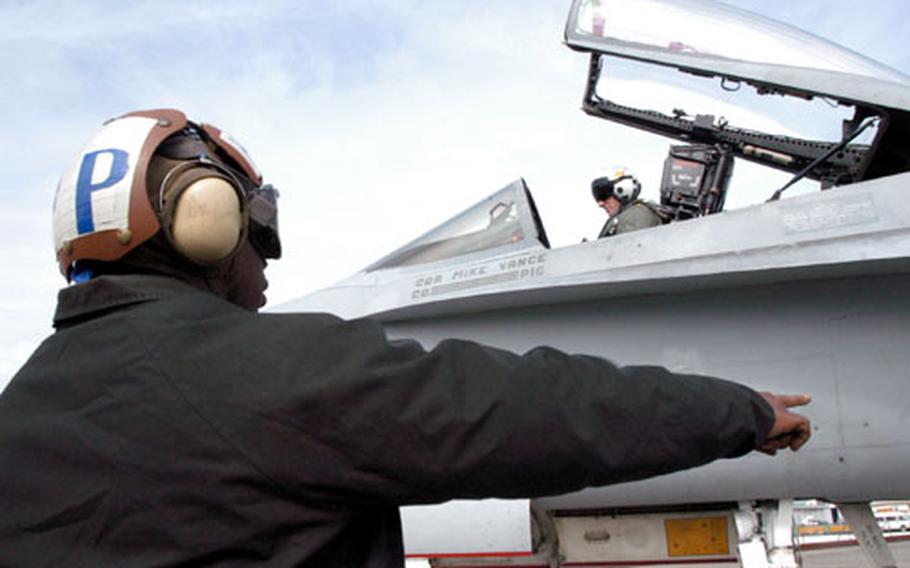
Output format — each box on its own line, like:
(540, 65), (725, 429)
(592, 166), (665, 238)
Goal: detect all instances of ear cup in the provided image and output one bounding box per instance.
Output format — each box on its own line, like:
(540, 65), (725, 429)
(613, 176), (641, 204)
(169, 177), (245, 263)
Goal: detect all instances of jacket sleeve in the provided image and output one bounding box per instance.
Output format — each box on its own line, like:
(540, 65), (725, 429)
(165, 310), (775, 508)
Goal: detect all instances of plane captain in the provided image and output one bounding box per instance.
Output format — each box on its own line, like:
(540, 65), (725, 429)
(0, 109), (811, 568)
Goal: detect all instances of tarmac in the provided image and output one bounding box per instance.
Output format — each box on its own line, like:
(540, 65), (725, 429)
(800, 537), (910, 567)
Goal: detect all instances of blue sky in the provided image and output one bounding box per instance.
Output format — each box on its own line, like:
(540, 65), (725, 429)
(2, 0), (909, 390)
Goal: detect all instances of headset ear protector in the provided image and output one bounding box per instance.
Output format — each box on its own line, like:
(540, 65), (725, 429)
(611, 175), (641, 204)
(591, 176), (640, 204)
(158, 157), (281, 266)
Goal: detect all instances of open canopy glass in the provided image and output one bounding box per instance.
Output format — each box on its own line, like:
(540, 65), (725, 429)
(565, 0), (910, 109)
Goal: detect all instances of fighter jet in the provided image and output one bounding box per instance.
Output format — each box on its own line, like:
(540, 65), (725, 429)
(277, 1), (910, 566)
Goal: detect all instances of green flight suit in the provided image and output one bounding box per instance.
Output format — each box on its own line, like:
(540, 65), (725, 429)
(598, 199), (665, 238)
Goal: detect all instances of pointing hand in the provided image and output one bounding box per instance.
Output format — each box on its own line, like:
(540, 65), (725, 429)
(757, 392), (811, 455)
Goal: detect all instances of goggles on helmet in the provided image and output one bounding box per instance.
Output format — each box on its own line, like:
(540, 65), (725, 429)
(194, 125), (281, 260)
(246, 183), (281, 260)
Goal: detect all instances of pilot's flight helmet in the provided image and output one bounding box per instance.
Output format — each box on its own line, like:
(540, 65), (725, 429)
(53, 109), (281, 281)
(591, 166), (641, 205)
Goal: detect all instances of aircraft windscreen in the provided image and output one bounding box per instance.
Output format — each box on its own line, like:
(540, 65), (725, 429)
(571, 0), (910, 85)
(367, 182), (534, 271)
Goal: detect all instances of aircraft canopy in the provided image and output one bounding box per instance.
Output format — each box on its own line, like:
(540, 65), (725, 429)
(367, 180), (546, 271)
(565, 0), (910, 110)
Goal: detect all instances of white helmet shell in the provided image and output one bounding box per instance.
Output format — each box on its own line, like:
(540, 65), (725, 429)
(52, 109), (268, 279)
(53, 109), (188, 278)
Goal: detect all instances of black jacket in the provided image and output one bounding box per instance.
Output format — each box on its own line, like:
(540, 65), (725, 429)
(0, 275), (774, 567)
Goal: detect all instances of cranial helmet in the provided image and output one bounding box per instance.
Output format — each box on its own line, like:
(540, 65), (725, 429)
(590, 165), (642, 205)
(53, 109), (281, 281)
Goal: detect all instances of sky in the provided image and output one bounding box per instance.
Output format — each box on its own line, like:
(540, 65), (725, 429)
(2, 0), (909, 393)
